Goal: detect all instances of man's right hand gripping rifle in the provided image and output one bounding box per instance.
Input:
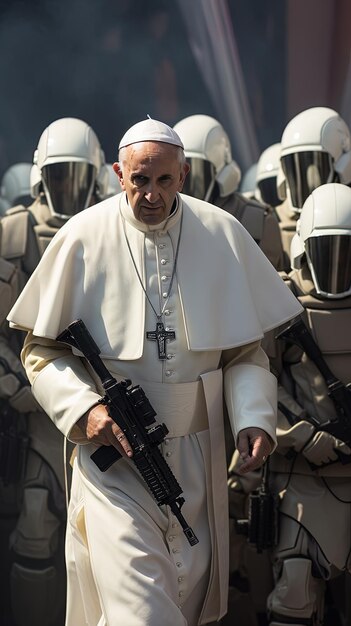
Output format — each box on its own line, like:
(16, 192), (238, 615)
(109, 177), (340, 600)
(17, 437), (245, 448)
(57, 319), (199, 547)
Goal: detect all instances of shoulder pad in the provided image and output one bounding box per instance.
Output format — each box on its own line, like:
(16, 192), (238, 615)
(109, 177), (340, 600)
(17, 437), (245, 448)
(4, 204), (27, 216)
(0, 209), (31, 259)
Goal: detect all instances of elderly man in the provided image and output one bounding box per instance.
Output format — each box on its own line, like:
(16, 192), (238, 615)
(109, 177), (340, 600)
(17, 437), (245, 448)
(7, 118), (302, 626)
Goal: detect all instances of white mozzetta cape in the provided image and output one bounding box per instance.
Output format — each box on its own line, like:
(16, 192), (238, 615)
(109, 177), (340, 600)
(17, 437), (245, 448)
(8, 192), (302, 350)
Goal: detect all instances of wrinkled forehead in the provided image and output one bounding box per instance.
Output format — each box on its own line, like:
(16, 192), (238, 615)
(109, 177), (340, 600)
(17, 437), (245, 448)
(119, 141), (184, 169)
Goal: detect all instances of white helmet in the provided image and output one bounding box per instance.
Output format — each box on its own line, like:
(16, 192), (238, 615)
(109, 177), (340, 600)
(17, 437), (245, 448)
(291, 182), (351, 299)
(255, 143), (281, 207)
(278, 107), (351, 213)
(31, 117), (108, 219)
(1, 162), (32, 207)
(173, 114), (241, 200)
(104, 164), (122, 198)
(239, 163), (257, 198)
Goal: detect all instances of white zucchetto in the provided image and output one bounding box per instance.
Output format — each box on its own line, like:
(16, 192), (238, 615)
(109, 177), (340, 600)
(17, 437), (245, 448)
(119, 118), (184, 150)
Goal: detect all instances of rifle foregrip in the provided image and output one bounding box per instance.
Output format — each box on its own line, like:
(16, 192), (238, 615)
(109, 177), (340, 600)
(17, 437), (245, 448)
(133, 450), (183, 505)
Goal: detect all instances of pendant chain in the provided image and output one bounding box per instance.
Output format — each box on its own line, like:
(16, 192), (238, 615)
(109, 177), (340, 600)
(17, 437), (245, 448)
(122, 211), (183, 321)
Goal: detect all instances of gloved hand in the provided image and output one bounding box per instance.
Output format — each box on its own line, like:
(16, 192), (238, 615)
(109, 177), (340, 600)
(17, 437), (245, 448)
(276, 419), (315, 456)
(301, 430), (351, 467)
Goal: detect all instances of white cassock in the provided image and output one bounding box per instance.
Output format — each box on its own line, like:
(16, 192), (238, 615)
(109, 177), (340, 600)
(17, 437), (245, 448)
(8, 192), (303, 625)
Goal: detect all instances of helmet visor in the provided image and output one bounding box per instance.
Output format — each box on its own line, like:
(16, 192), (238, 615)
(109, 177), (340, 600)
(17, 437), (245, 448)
(182, 158), (216, 201)
(306, 234), (351, 297)
(257, 176), (281, 207)
(42, 162), (96, 218)
(281, 151), (334, 210)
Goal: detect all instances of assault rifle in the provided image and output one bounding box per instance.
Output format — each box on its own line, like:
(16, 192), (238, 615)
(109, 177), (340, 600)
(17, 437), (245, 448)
(57, 319), (199, 547)
(277, 317), (351, 464)
(235, 458), (279, 553)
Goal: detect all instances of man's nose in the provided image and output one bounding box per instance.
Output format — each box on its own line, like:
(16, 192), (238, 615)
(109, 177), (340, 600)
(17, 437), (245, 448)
(144, 182), (160, 203)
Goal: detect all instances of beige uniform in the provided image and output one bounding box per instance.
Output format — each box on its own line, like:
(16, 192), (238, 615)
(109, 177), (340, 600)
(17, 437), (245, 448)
(215, 191), (286, 272)
(0, 197), (68, 626)
(266, 268), (351, 625)
(275, 199), (298, 268)
(8, 192), (302, 625)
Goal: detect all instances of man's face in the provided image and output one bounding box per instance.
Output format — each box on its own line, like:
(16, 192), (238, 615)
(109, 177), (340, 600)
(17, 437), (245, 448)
(113, 141), (189, 225)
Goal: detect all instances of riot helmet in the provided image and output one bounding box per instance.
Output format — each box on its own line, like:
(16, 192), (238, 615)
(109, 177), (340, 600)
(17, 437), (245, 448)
(279, 107), (351, 214)
(104, 163), (122, 198)
(255, 143), (281, 207)
(291, 182), (351, 299)
(1, 162), (32, 209)
(173, 115), (241, 201)
(239, 163), (257, 198)
(32, 117), (108, 219)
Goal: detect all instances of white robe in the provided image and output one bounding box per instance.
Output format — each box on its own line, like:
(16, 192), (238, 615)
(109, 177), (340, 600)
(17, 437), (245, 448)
(8, 192), (303, 625)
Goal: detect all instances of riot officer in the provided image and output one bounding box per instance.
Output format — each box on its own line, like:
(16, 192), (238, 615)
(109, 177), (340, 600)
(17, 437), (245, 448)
(276, 106), (351, 265)
(0, 162), (32, 216)
(239, 162), (258, 198)
(255, 142), (282, 209)
(0, 117), (108, 626)
(173, 114), (286, 272)
(105, 162), (122, 198)
(267, 182), (351, 626)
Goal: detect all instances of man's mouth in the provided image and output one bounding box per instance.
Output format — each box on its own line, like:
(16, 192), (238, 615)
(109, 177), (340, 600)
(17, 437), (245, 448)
(141, 205), (162, 211)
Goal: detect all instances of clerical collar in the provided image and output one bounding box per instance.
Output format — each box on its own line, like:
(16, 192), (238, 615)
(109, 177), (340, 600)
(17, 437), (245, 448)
(119, 192), (182, 234)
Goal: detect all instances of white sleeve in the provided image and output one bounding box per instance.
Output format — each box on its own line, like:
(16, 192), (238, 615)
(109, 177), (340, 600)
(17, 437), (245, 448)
(223, 342), (277, 447)
(22, 332), (101, 442)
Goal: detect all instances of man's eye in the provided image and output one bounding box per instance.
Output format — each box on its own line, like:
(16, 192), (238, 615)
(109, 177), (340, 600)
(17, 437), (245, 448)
(132, 175), (147, 186)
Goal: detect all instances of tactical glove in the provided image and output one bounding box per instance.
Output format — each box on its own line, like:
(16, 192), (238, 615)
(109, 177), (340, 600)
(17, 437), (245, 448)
(276, 419), (315, 456)
(301, 430), (351, 467)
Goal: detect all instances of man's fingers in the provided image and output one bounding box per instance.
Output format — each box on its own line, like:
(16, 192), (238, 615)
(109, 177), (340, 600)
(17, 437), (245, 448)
(237, 455), (265, 474)
(236, 427), (273, 474)
(236, 432), (251, 459)
(113, 429), (133, 457)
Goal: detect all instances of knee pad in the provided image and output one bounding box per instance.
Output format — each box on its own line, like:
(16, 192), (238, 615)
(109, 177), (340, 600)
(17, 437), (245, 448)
(11, 486), (63, 560)
(11, 562), (65, 626)
(268, 558), (325, 624)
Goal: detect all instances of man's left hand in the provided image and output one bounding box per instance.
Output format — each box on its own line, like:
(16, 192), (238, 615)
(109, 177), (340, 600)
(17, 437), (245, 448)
(236, 427), (274, 474)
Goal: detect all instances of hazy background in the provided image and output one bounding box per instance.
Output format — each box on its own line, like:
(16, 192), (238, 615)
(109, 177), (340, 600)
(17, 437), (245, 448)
(0, 0), (350, 178)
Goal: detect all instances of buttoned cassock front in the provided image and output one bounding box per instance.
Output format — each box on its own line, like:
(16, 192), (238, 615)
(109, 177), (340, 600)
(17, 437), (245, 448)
(8, 193), (302, 625)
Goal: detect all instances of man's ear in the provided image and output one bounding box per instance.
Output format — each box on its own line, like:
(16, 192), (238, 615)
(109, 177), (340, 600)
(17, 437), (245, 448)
(178, 162), (190, 191)
(113, 162), (125, 188)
